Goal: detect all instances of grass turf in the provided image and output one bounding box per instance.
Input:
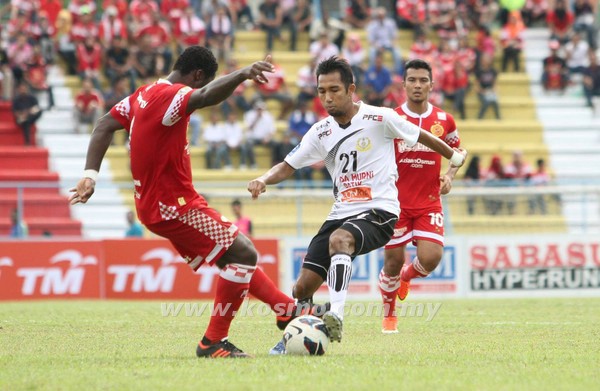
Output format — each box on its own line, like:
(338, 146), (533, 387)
(1, 298), (599, 390)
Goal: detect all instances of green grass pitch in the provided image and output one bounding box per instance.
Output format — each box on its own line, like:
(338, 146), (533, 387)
(1, 298), (599, 390)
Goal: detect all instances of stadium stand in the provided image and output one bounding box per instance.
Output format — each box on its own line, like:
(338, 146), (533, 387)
(3, 0), (597, 238)
(0, 101), (82, 237)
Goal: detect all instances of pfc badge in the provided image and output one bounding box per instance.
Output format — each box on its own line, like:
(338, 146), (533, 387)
(430, 122), (444, 137)
(356, 137), (372, 152)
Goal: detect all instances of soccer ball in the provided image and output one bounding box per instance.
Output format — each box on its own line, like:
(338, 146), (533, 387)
(283, 315), (330, 356)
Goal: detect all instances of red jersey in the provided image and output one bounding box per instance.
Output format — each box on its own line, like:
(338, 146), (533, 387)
(394, 103), (460, 209)
(109, 80), (198, 225)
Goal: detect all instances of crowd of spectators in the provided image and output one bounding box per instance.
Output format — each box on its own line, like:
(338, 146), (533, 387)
(539, 0), (599, 112)
(463, 151), (552, 216)
(1, 0), (597, 166)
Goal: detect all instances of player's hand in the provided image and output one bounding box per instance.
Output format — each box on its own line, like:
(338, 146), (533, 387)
(69, 178), (96, 205)
(242, 55), (274, 84)
(450, 147), (468, 168)
(440, 175), (452, 195)
(247, 178), (267, 200)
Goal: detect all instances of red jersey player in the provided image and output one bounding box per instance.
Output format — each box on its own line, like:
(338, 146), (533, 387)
(379, 59), (466, 333)
(69, 47), (300, 358)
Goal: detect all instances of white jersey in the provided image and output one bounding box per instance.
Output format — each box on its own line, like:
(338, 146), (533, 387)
(285, 102), (421, 220)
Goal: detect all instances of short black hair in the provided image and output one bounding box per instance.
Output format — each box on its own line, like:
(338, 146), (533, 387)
(403, 59), (433, 81)
(231, 199), (242, 207)
(316, 56), (354, 91)
(173, 46), (218, 80)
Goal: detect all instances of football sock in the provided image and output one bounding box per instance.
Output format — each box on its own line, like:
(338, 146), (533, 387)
(401, 257), (430, 281)
(327, 253), (352, 320)
(203, 263), (256, 344)
(378, 269), (400, 318)
(249, 267), (295, 317)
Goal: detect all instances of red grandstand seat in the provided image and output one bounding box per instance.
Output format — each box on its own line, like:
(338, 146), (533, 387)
(0, 146), (49, 170)
(0, 193), (72, 219)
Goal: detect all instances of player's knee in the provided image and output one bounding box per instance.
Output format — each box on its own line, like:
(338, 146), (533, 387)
(328, 229), (354, 254)
(383, 251), (403, 275)
(418, 249), (443, 270)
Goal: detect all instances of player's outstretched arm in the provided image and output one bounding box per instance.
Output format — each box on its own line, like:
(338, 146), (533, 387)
(69, 113), (124, 205)
(186, 56), (274, 114)
(247, 162), (296, 199)
(417, 130), (467, 168)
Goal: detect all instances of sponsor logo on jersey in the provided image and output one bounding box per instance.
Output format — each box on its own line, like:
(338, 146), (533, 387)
(396, 139), (434, 153)
(437, 111), (447, 120)
(430, 122), (444, 137)
(317, 128), (332, 139)
(400, 115), (407, 120)
(340, 186), (373, 202)
(362, 114), (383, 122)
(356, 137), (372, 151)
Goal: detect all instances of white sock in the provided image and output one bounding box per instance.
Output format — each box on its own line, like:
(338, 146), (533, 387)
(327, 254), (352, 320)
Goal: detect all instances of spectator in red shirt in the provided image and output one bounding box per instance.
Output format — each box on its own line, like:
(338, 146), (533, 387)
(68, 0), (96, 24)
(24, 44), (55, 110)
(546, 0), (574, 45)
(129, 0), (160, 35)
(73, 77), (103, 134)
(98, 6), (128, 48)
(253, 59), (293, 120)
(442, 61), (469, 119)
(395, 0), (426, 30)
(40, 0), (62, 29)
(70, 10), (100, 44)
(102, 0), (129, 20)
(76, 36), (102, 90)
(176, 7), (206, 50)
(160, 0), (189, 32)
(137, 11), (173, 74)
(542, 40), (569, 93)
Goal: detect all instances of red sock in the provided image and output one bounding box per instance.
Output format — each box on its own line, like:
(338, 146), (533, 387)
(401, 257), (429, 281)
(203, 264), (255, 344)
(378, 269), (400, 318)
(249, 267), (295, 317)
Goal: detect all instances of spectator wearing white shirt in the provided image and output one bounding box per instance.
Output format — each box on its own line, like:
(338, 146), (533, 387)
(202, 111), (228, 169)
(222, 112), (251, 169)
(342, 33), (366, 87)
(296, 57), (318, 103)
(309, 32), (340, 63)
(565, 31), (590, 76)
(366, 7), (402, 75)
(243, 100), (277, 168)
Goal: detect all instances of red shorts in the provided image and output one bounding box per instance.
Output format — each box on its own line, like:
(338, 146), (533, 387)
(384, 205), (445, 249)
(145, 199), (239, 270)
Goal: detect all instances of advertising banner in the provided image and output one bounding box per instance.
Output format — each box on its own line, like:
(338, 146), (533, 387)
(0, 241), (102, 300)
(0, 239), (279, 300)
(466, 236), (600, 296)
(282, 237), (462, 300)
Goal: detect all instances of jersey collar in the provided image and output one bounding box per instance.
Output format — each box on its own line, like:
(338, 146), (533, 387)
(400, 102), (432, 119)
(157, 79), (172, 85)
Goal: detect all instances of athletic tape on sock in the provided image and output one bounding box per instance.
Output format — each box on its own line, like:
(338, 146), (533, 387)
(328, 254), (352, 292)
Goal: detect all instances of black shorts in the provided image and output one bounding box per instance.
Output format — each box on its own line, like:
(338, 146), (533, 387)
(301, 209), (397, 280)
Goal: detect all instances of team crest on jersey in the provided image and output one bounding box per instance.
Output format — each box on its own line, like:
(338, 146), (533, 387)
(430, 122), (444, 137)
(356, 137), (372, 152)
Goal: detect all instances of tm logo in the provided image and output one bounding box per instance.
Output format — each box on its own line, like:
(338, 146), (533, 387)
(16, 250), (98, 295)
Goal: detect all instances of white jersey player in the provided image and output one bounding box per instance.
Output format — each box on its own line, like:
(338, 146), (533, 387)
(248, 57), (466, 349)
